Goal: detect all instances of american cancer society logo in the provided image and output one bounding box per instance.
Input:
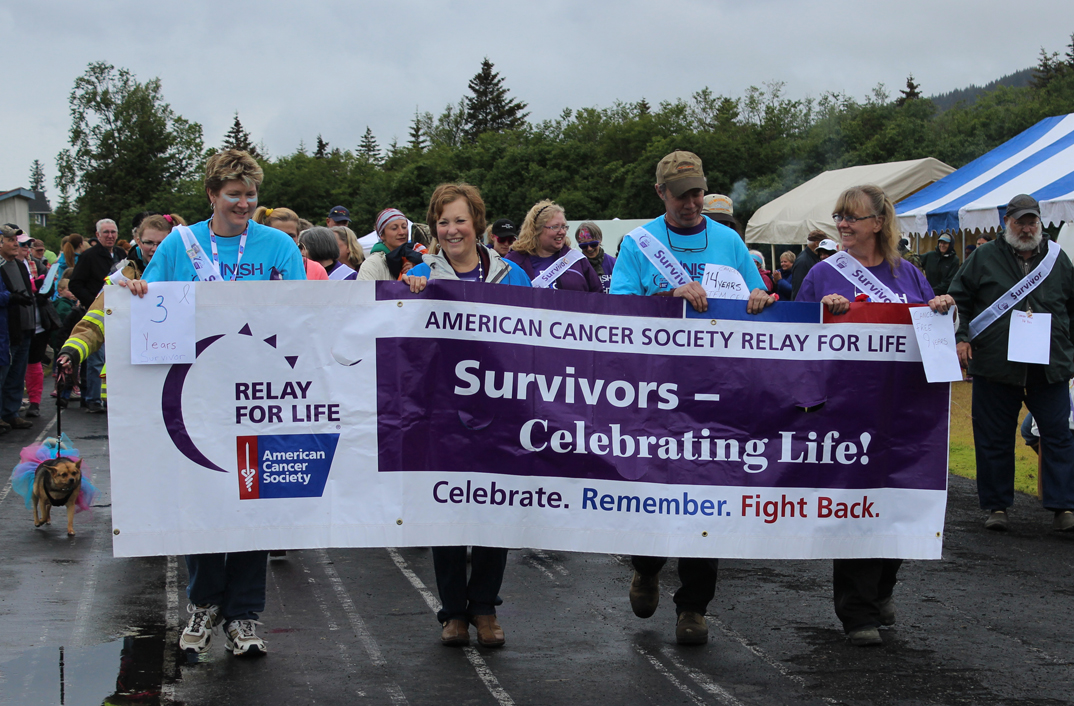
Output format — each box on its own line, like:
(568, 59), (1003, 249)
(236, 433), (340, 499)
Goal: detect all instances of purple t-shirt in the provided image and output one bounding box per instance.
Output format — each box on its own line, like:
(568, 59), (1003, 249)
(798, 256), (935, 304)
(455, 264), (483, 282)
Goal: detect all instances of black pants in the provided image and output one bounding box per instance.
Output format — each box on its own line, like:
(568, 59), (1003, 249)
(631, 556), (719, 615)
(28, 330), (50, 365)
(832, 558), (902, 632)
(432, 546), (508, 624)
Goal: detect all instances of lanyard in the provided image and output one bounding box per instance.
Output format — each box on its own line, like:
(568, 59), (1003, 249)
(208, 217), (248, 282)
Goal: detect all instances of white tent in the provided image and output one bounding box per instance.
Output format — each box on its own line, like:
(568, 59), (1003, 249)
(745, 158), (954, 245)
(897, 113), (1074, 236)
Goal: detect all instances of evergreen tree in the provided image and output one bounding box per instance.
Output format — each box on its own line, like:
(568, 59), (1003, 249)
(358, 127), (381, 164)
(314, 134), (329, 158)
(1031, 47), (1065, 89)
(222, 112), (262, 159)
(408, 109), (426, 152)
(464, 58), (529, 141)
(636, 98), (652, 116)
(51, 192), (79, 237)
(896, 74), (922, 106)
(29, 160), (46, 192)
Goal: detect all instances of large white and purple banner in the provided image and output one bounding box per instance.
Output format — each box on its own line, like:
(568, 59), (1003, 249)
(105, 281), (949, 559)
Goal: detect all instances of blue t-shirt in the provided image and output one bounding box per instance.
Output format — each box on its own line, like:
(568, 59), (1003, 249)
(609, 216), (764, 296)
(143, 220), (306, 283)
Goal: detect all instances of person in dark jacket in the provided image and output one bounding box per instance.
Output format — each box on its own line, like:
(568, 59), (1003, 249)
(938, 194), (1074, 533)
(919, 233), (960, 295)
(0, 227), (35, 430)
(67, 218), (123, 413)
(574, 221), (615, 293)
(790, 230), (827, 300)
(506, 200), (602, 292)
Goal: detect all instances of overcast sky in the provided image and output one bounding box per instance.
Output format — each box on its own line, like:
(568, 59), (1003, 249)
(4, 0), (1073, 199)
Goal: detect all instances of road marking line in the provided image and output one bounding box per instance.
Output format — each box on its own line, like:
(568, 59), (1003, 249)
(659, 646), (744, 706)
(297, 556), (340, 631)
(316, 549), (388, 667)
(386, 548), (516, 706)
(531, 549), (569, 576)
(160, 556), (179, 704)
(70, 514), (106, 647)
(0, 415), (56, 505)
(634, 646), (707, 706)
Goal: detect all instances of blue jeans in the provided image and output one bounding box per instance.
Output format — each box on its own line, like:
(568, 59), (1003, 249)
(2, 336), (32, 421)
(185, 551), (268, 623)
(973, 371), (1074, 511)
(86, 343), (105, 406)
(432, 546), (507, 623)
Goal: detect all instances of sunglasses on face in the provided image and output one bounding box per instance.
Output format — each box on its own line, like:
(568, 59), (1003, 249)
(577, 240), (600, 251)
(494, 235), (516, 244)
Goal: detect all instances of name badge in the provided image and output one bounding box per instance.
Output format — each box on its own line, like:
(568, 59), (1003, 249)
(1007, 311), (1051, 364)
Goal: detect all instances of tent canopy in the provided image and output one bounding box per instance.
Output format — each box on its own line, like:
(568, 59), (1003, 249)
(745, 158), (954, 245)
(897, 114), (1074, 236)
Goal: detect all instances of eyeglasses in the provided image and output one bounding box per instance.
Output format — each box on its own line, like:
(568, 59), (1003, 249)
(494, 235), (516, 244)
(832, 214), (877, 224)
(543, 224), (569, 233)
(577, 240), (600, 251)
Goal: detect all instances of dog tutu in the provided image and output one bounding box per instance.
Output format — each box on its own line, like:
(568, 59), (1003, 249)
(9, 434), (98, 513)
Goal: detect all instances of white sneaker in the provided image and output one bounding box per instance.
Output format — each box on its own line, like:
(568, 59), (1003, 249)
(180, 604), (222, 653)
(226, 619), (267, 657)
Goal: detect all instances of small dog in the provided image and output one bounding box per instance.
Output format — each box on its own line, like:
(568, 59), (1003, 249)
(32, 457), (83, 537)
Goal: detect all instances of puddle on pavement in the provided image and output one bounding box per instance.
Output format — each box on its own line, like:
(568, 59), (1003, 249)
(0, 627), (165, 705)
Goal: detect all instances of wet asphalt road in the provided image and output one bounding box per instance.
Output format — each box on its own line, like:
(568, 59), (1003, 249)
(1, 404), (1073, 706)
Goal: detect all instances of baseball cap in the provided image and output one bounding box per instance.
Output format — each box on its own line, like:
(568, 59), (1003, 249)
(1006, 194), (1040, 221)
(491, 219), (517, 238)
(17, 234), (32, 245)
(702, 193), (733, 216)
(938, 234), (953, 243)
(656, 151), (707, 198)
(328, 206), (351, 223)
(817, 239), (839, 252)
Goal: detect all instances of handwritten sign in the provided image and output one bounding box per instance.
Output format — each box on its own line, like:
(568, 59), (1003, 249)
(1008, 311), (1051, 364)
(909, 306), (963, 383)
(130, 282), (196, 364)
(702, 263), (750, 300)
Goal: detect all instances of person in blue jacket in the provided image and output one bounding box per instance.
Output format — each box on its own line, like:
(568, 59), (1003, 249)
(609, 150), (774, 646)
(125, 149), (305, 660)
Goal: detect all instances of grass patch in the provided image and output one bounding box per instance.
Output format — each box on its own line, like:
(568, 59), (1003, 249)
(948, 381), (1040, 498)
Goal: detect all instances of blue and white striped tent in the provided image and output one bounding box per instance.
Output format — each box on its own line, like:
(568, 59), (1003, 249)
(896, 113), (1074, 236)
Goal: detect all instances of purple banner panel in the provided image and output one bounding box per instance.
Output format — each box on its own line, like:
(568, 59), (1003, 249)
(377, 337), (948, 491)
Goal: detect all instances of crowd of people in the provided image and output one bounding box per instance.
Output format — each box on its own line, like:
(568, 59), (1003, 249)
(6, 144), (1072, 660)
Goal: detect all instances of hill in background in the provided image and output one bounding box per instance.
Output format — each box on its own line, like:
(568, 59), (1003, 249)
(929, 68), (1035, 111)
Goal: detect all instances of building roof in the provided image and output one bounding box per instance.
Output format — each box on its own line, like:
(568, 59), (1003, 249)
(28, 190), (51, 214)
(0, 188), (35, 204)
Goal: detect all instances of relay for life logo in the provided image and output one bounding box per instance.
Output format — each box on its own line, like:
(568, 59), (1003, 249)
(237, 433), (340, 499)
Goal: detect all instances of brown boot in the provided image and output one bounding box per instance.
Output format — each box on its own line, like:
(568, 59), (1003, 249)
(629, 571), (659, 618)
(675, 611), (708, 645)
(471, 614), (505, 647)
(440, 619), (470, 646)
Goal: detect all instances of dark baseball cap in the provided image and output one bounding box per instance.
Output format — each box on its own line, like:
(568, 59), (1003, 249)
(1006, 194), (1040, 221)
(491, 219), (517, 237)
(328, 206), (351, 222)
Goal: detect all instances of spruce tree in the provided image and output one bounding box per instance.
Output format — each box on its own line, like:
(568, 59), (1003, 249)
(895, 74), (922, 107)
(358, 127), (381, 164)
(464, 58), (529, 141)
(636, 98), (651, 117)
(408, 110), (426, 152)
(29, 160), (46, 193)
(222, 112), (262, 159)
(314, 134), (329, 158)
